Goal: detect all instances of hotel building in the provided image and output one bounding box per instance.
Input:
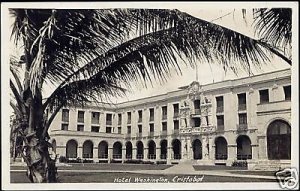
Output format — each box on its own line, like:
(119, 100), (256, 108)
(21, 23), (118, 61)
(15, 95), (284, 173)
(49, 68), (291, 170)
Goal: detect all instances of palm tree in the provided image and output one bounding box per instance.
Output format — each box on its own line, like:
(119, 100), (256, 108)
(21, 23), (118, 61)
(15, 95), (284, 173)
(9, 8), (291, 183)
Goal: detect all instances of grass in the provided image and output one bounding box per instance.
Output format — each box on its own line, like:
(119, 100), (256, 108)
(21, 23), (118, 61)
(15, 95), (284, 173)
(11, 172), (276, 183)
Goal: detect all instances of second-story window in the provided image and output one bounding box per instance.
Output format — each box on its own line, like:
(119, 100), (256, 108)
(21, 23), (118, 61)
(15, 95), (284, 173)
(118, 127), (122, 134)
(173, 120), (179, 130)
(77, 125), (84, 131)
(138, 110), (142, 123)
(259, 89), (269, 103)
(118, 113), (122, 125)
(194, 100), (200, 115)
(173, 103), (179, 118)
(106, 113), (112, 125)
(91, 126), (100, 132)
(138, 125), (142, 133)
(62, 109), (69, 122)
(217, 115), (224, 131)
(162, 106), (167, 120)
(238, 113), (247, 125)
(127, 126), (131, 134)
(91, 112), (100, 124)
(162, 122), (167, 131)
(216, 96), (224, 113)
(77, 111), (84, 123)
(238, 93), (247, 111)
(149, 108), (154, 121)
(150, 123), (154, 132)
(284, 85), (291, 100)
(127, 112), (131, 124)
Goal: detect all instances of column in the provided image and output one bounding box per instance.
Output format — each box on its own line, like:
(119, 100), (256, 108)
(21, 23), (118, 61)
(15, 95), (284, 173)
(122, 146), (126, 163)
(186, 138), (191, 160)
(108, 147), (113, 163)
(144, 147), (148, 160)
(181, 138), (187, 160)
(202, 136), (209, 160)
(251, 144), (259, 160)
(78, 145), (83, 159)
(167, 147), (172, 164)
(227, 144), (236, 165)
(156, 147), (160, 161)
(132, 148), (137, 160)
(93, 147), (98, 163)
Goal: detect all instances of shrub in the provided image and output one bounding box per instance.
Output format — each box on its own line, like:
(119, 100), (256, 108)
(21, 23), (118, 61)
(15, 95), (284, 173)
(231, 160), (248, 168)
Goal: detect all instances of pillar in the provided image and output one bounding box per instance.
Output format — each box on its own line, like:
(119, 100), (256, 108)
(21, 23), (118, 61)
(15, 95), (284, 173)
(78, 146), (83, 159)
(167, 147), (172, 164)
(251, 144), (259, 160)
(108, 147), (113, 163)
(144, 147), (148, 160)
(132, 148), (137, 160)
(122, 146), (126, 163)
(257, 136), (268, 159)
(156, 147), (160, 160)
(227, 144), (236, 165)
(93, 147), (98, 162)
(186, 138), (191, 160)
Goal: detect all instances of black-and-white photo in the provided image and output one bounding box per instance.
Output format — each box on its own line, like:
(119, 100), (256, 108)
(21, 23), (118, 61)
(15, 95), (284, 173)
(1, 1), (298, 190)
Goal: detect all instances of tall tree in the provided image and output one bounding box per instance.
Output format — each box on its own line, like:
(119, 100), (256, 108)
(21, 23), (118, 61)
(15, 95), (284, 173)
(9, 8), (291, 183)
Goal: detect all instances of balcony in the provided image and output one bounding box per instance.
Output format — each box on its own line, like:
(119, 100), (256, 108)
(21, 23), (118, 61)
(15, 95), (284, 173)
(136, 154), (144, 159)
(216, 125), (224, 132)
(136, 132), (143, 137)
(172, 129), (180, 135)
(148, 132), (154, 137)
(237, 124), (248, 131)
(257, 100), (291, 114)
(160, 130), (168, 136)
(106, 120), (112, 125)
(148, 154), (156, 160)
(149, 116), (154, 122)
(216, 106), (224, 113)
(193, 109), (201, 115)
(238, 104), (247, 111)
(91, 119), (99, 125)
(50, 129), (124, 139)
(173, 112), (179, 119)
(125, 133), (131, 138)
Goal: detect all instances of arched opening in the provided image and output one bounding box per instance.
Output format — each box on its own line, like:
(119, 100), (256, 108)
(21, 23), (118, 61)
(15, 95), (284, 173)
(66, 139), (78, 158)
(215, 137), (228, 160)
(160, 139), (168, 159)
(148, 140), (156, 159)
(236, 135), (252, 160)
(172, 139), (181, 159)
(193, 139), (202, 160)
(51, 139), (57, 153)
(267, 120), (291, 160)
(125, 141), (133, 159)
(98, 141), (108, 159)
(136, 141), (144, 159)
(82, 140), (93, 158)
(113, 142), (122, 159)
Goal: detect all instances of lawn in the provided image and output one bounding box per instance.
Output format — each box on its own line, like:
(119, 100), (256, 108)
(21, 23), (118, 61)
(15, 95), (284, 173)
(11, 172), (276, 183)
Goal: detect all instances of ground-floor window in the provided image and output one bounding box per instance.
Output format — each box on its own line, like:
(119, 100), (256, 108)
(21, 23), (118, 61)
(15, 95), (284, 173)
(215, 137), (228, 160)
(66, 139), (78, 158)
(98, 141), (108, 159)
(193, 139), (202, 160)
(236, 135), (252, 160)
(172, 139), (181, 159)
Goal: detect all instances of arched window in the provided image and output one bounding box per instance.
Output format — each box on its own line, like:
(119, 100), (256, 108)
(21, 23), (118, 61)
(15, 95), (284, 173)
(193, 139), (202, 160)
(172, 139), (181, 159)
(148, 140), (156, 159)
(236, 135), (252, 160)
(215, 137), (228, 160)
(267, 120), (291, 160)
(82, 140), (93, 158)
(136, 141), (144, 159)
(66, 140), (78, 158)
(125, 141), (132, 159)
(98, 141), (108, 159)
(160, 140), (168, 159)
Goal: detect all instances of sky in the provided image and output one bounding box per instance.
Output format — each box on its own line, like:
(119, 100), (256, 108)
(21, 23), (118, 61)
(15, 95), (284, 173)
(112, 7), (290, 103)
(5, 4), (291, 104)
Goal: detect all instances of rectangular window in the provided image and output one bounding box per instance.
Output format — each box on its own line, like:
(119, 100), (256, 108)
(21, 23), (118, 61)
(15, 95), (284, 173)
(173, 120), (179, 130)
(106, 126), (112, 133)
(217, 115), (224, 131)
(118, 113), (122, 125)
(238, 113), (247, 125)
(106, 113), (112, 125)
(149, 108), (154, 121)
(216, 96), (224, 113)
(150, 124), (154, 132)
(193, 117), (201, 127)
(62, 109), (69, 122)
(118, 127), (122, 134)
(238, 93), (247, 111)
(91, 126), (100, 132)
(77, 111), (84, 123)
(138, 110), (142, 123)
(127, 126), (131, 134)
(138, 125), (142, 133)
(173, 103), (179, 118)
(127, 112), (131, 124)
(194, 100), (201, 114)
(162, 106), (167, 120)
(91, 112), (100, 124)
(259, 89), (269, 103)
(61, 124), (68, 131)
(77, 125), (84, 131)
(284, 85), (291, 100)
(162, 122), (167, 131)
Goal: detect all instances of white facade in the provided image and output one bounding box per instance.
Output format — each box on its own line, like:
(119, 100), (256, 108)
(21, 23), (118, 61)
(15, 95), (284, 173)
(49, 68), (291, 169)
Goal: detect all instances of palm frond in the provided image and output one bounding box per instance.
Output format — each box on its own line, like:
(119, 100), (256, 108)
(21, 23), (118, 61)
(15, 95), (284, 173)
(253, 8), (291, 49)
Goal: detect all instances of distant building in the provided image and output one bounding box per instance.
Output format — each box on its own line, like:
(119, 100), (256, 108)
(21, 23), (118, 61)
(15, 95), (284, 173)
(49, 68), (291, 170)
